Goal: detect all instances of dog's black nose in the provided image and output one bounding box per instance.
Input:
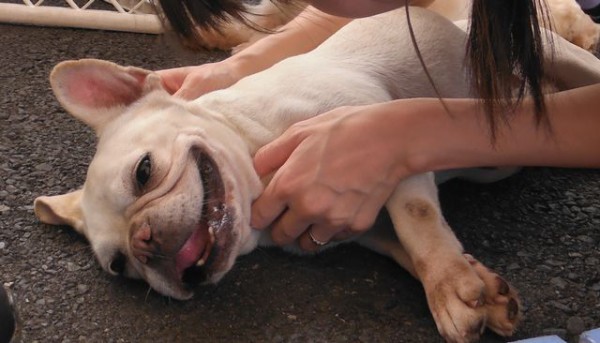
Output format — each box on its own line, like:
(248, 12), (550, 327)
(0, 285), (16, 343)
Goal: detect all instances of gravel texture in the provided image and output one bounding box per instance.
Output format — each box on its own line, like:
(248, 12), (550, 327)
(0, 21), (599, 343)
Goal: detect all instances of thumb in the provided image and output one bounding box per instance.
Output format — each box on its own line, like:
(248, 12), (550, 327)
(156, 68), (188, 95)
(173, 76), (208, 100)
(254, 132), (304, 177)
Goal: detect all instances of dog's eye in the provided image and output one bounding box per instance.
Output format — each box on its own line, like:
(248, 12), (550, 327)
(135, 154), (152, 189)
(108, 252), (127, 275)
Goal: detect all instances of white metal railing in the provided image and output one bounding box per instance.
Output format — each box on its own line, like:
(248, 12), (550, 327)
(0, 0), (163, 34)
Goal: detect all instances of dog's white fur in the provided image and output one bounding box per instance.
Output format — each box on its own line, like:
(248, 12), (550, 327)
(34, 7), (600, 343)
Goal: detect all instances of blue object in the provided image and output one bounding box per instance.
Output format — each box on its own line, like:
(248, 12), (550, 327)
(510, 336), (567, 343)
(580, 328), (600, 343)
(510, 328), (600, 343)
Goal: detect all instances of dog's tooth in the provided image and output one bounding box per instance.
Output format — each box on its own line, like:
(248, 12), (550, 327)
(135, 253), (148, 264)
(208, 226), (215, 243)
(196, 258), (206, 266)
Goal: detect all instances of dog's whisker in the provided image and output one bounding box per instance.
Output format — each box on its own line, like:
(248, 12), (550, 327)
(149, 253), (171, 261)
(144, 286), (152, 303)
(200, 190), (217, 197)
(201, 199), (223, 206)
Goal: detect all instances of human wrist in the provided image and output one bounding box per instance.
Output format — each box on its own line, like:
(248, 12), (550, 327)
(359, 100), (440, 180)
(381, 98), (494, 176)
(387, 99), (450, 176)
(219, 54), (254, 85)
(403, 97), (538, 173)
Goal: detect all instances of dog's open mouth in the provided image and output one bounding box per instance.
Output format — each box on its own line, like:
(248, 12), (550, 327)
(174, 151), (228, 288)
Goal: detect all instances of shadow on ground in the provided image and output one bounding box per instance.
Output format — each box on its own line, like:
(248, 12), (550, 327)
(0, 23), (599, 343)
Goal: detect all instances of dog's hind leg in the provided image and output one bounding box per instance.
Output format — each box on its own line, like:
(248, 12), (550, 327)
(363, 173), (521, 342)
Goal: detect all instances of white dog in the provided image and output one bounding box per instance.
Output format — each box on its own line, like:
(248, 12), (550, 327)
(34, 7), (600, 343)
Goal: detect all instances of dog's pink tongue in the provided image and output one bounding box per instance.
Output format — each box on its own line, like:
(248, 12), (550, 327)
(175, 225), (207, 276)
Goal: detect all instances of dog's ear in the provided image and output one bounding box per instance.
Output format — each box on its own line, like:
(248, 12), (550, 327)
(50, 59), (164, 134)
(34, 190), (86, 235)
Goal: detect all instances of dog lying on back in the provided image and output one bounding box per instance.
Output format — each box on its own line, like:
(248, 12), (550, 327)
(34, 7), (600, 343)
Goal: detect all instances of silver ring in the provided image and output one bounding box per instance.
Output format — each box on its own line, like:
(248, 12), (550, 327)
(308, 229), (329, 246)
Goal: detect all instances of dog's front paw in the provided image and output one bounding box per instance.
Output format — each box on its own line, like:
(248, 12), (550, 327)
(421, 254), (522, 342)
(464, 254), (521, 337)
(421, 256), (487, 343)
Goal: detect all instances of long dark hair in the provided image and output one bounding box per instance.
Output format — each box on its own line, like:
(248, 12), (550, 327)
(157, 0), (248, 40)
(156, 0), (550, 139)
(467, 0), (550, 139)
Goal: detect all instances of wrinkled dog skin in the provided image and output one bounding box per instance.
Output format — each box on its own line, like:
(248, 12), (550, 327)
(34, 8), (600, 343)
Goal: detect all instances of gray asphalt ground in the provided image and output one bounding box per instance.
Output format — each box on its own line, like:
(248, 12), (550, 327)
(1, 19), (599, 343)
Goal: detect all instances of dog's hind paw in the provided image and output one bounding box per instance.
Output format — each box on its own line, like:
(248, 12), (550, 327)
(464, 254), (522, 337)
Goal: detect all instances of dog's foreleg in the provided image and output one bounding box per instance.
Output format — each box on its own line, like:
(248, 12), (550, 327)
(384, 173), (485, 342)
(379, 173), (520, 342)
(358, 224), (416, 277)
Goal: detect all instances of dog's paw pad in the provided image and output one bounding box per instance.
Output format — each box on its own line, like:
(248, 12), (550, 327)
(464, 254), (521, 337)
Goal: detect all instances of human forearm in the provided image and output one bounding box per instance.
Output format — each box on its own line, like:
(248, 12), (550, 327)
(227, 6), (350, 80)
(157, 6), (349, 99)
(387, 84), (600, 175)
(230, 0), (437, 77)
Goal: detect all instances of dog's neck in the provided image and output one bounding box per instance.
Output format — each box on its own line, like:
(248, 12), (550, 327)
(190, 90), (297, 155)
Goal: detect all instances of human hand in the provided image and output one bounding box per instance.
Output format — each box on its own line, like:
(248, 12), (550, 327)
(156, 61), (241, 100)
(251, 104), (410, 251)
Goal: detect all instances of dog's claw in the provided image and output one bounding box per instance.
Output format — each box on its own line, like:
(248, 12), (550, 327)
(135, 253), (148, 264)
(497, 277), (510, 296)
(208, 226), (215, 243)
(507, 298), (519, 321)
(466, 255), (522, 337)
(421, 256), (487, 343)
(422, 254), (521, 343)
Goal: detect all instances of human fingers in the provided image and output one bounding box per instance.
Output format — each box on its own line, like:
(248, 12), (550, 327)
(298, 223), (346, 252)
(173, 72), (215, 100)
(295, 190), (368, 250)
(349, 185), (392, 233)
(269, 209), (313, 246)
(251, 135), (314, 229)
(156, 67), (189, 95)
(253, 128), (306, 177)
(297, 186), (389, 249)
(250, 182), (288, 230)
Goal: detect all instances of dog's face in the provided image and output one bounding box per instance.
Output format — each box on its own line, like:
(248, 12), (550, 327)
(34, 59), (263, 299)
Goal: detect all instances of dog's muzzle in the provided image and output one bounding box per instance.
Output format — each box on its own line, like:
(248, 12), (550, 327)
(177, 151), (229, 287)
